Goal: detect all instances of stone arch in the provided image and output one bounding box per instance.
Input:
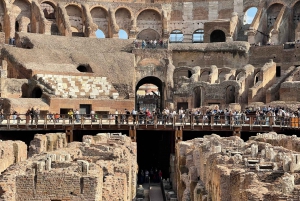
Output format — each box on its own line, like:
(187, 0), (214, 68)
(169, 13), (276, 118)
(137, 28), (160, 40)
(210, 30), (226, 42)
(173, 68), (193, 85)
(254, 72), (261, 85)
(135, 76), (164, 111)
(115, 7), (132, 35)
(0, 0), (6, 35)
(293, 1), (300, 41)
(21, 83), (29, 98)
(169, 29), (183, 43)
(225, 85), (235, 104)
(65, 4), (84, 35)
(193, 29), (204, 43)
(193, 86), (205, 107)
(136, 9), (162, 38)
(267, 3), (284, 29)
(40, 1), (56, 20)
(243, 7), (257, 25)
(77, 64), (93, 73)
(200, 71), (210, 82)
(90, 6), (109, 38)
(13, 0), (31, 33)
(32, 86), (43, 98)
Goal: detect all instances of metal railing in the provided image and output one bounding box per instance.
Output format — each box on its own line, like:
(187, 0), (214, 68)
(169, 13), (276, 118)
(0, 113), (299, 130)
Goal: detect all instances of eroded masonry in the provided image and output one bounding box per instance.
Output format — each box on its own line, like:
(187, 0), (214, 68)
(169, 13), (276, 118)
(0, 133), (137, 201)
(173, 133), (300, 200)
(0, 0), (299, 113)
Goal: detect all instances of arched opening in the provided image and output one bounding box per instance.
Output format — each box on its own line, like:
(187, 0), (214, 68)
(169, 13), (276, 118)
(91, 7), (108, 37)
(136, 9), (162, 40)
(13, 0), (31, 32)
(41, 2), (56, 20)
(135, 76), (163, 112)
(0, 23), (2, 32)
(225, 85), (235, 104)
(169, 30), (183, 43)
(21, 83), (29, 98)
(115, 8), (131, 37)
(119, 29), (128, 39)
(77, 65), (93, 73)
(66, 5), (84, 36)
(15, 21), (19, 32)
(200, 71), (210, 82)
(95, 29), (105, 38)
(193, 29), (204, 43)
(32, 87), (43, 98)
(27, 23), (31, 32)
(244, 7), (257, 25)
(267, 4), (283, 29)
(210, 30), (226, 42)
(174, 69), (192, 85)
(194, 86), (203, 107)
(293, 2), (300, 41)
(254, 72), (260, 85)
(137, 29), (160, 40)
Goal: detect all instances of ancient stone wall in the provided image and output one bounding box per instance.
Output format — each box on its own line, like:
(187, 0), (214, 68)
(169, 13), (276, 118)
(175, 133), (300, 201)
(0, 132), (137, 201)
(0, 140), (27, 173)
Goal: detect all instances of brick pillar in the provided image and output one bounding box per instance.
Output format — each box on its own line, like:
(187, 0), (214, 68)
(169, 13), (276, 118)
(65, 126), (73, 142)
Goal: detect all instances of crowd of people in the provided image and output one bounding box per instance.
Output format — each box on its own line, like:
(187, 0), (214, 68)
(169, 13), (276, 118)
(133, 39), (168, 49)
(4, 104), (300, 127)
(138, 168), (163, 184)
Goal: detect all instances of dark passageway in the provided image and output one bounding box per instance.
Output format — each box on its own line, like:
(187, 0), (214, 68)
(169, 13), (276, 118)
(137, 130), (173, 182)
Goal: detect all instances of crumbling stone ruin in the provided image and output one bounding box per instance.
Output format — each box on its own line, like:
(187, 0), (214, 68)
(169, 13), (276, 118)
(0, 140), (27, 173)
(0, 0), (300, 114)
(175, 133), (300, 201)
(0, 133), (137, 201)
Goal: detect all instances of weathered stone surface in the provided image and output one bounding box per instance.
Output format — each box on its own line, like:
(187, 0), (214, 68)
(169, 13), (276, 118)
(175, 133), (300, 201)
(0, 132), (137, 201)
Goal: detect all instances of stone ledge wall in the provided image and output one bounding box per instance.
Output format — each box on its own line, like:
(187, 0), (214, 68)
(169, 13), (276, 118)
(0, 140), (27, 173)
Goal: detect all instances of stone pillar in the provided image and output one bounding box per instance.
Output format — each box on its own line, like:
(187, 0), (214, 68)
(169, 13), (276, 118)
(129, 128), (136, 142)
(65, 126), (73, 142)
(175, 128), (183, 143)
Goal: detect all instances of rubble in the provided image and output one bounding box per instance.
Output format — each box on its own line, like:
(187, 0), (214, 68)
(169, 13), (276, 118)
(0, 133), (137, 201)
(175, 133), (300, 201)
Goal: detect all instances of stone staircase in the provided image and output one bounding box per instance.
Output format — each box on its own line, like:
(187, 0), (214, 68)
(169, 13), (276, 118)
(35, 74), (119, 99)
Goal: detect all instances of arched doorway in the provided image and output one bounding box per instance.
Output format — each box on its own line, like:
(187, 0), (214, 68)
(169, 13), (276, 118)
(225, 85), (235, 104)
(210, 30), (226, 42)
(244, 7), (257, 25)
(193, 86), (203, 107)
(169, 30), (183, 43)
(193, 29), (204, 43)
(135, 76), (163, 112)
(137, 29), (160, 40)
(32, 87), (43, 98)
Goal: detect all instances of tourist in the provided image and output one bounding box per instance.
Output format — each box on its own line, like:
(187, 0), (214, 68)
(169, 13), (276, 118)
(35, 108), (40, 124)
(145, 169), (149, 183)
(68, 109), (73, 124)
(55, 113), (60, 123)
(12, 110), (17, 124)
(131, 108), (137, 124)
(30, 107), (35, 125)
(115, 109), (118, 125)
(48, 111), (54, 122)
(25, 108), (31, 125)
